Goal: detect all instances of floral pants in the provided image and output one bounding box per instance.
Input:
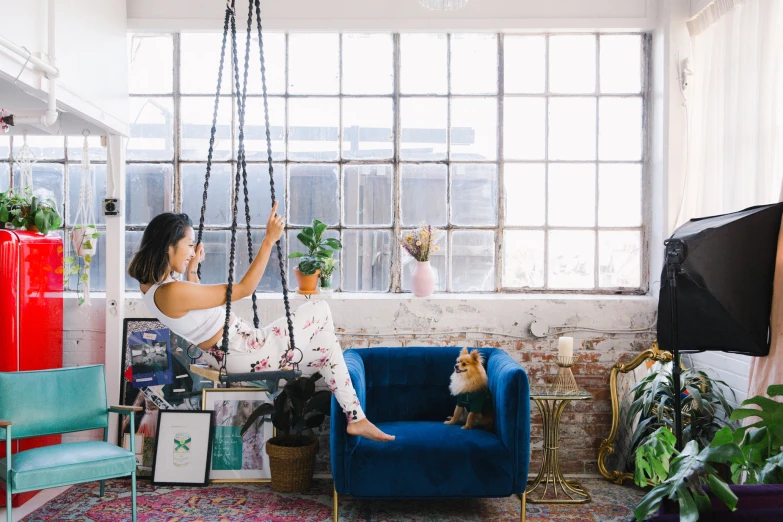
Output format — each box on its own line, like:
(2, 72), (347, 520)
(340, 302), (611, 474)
(200, 300), (365, 424)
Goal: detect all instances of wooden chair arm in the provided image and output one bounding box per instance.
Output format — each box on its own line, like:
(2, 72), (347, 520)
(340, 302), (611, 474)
(109, 406), (143, 414)
(0, 419), (11, 428)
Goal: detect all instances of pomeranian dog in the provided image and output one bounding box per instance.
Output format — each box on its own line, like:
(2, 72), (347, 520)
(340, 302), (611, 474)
(445, 347), (494, 430)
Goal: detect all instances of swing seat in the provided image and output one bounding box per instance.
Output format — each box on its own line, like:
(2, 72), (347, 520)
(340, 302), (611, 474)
(189, 365), (300, 393)
(331, 347), (531, 499)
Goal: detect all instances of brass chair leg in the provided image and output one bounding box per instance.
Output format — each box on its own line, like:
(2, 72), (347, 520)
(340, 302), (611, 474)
(333, 488), (338, 522)
(520, 490), (526, 522)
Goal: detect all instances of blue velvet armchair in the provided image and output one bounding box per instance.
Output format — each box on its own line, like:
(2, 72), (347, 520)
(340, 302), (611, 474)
(331, 347), (531, 522)
(0, 365), (139, 522)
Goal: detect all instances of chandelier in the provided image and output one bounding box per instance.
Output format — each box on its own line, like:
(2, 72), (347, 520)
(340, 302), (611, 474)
(418, 0), (469, 11)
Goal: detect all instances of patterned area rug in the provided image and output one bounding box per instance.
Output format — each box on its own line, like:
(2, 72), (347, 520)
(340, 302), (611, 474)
(21, 478), (646, 521)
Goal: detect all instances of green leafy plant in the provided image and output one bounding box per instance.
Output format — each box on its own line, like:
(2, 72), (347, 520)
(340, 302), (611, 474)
(241, 372), (331, 447)
(62, 224), (101, 305)
(288, 219), (342, 276)
(0, 188), (61, 236)
(624, 362), (735, 454)
(635, 427), (678, 487)
(634, 440), (741, 522)
(319, 257), (338, 288)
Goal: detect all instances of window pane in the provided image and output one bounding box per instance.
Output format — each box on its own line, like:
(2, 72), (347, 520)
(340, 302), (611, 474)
(180, 96), (232, 161)
(451, 98), (497, 161)
(342, 98), (393, 160)
(0, 136), (9, 159)
(599, 231), (641, 288)
(126, 164), (173, 225)
(548, 163), (596, 227)
(236, 232), (284, 292)
(245, 32), (286, 95)
(239, 97), (285, 161)
(452, 164), (498, 226)
(181, 163), (232, 226)
(181, 34), (230, 95)
(342, 230), (391, 292)
(402, 232), (447, 292)
(197, 230), (231, 285)
(400, 98), (447, 161)
(504, 163), (545, 226)
(343, 34), (393, 94)
(548, 230), (595, 289)
(128, 97), (174, 161)
(67, 135), (107, 162)
(599, 164), (641, 227)
(125, 230), (143, 291)
(548, 97), (596, 161)
(66, 231), (106, 292)
(504, 36), (545, 94)
(504, 97), (545, 160)
(401, 164), (447, 226)
(452, 230), (495, 292)
(238, 164), (286, 226)
(503, 230), (545, 288)
(599, 97), (642, 161)
(451, 34), (497, 95)
(600, 35), (642, 94)
(343, 165), (392, 226)
(400, 34), (447, 94)
(288, 34), (338, 94)
(288, 98), (339, 161)
(288, 229), (340, 290)
(18, 136), (64, 160)
(0, 163), (9, 192)
(549, 35), (596, 94)
(289, 164), (339, 226)
(68, 163), (107, 226)
(128, 34), (173, 94)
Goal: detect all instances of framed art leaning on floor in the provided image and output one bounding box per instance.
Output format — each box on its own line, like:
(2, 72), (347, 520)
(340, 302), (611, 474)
(152, 410), (214, 487)
(202, 387), (275, 482)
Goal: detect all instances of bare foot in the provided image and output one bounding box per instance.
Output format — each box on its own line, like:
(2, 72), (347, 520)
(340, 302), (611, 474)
(346, 418), (395, 442)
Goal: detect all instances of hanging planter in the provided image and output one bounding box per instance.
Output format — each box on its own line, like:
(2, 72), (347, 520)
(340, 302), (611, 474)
(63, 132), (99, 306)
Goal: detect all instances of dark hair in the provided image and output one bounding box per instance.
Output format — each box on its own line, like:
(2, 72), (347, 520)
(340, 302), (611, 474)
(128, 213), (193, 284)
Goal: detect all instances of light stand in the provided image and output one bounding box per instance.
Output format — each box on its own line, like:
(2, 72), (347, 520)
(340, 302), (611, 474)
(664, 238), (687, 452)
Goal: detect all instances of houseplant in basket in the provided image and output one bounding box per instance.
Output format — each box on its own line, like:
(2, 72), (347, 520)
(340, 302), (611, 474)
(288, 219), (342, 295)
(242, 372), (331, 493)
(400, 222), (443, 297)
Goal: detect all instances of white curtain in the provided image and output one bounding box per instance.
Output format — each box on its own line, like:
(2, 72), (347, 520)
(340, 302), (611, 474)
(676, 0), (783, 228)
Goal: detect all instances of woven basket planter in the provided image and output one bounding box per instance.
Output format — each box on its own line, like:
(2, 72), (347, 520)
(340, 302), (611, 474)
(266, 435), (319, 493)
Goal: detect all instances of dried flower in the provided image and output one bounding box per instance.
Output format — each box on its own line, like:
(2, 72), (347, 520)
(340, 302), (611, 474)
(398, 222), (444, 262)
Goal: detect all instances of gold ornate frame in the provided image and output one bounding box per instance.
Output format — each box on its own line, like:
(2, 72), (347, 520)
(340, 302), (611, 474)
(597, 342), (672, 484)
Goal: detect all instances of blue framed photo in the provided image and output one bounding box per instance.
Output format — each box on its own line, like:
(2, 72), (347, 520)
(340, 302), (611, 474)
(127, 327), (174, 388)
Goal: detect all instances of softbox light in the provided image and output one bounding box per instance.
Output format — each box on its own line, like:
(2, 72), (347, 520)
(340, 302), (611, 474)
(658, 202), (783, 357)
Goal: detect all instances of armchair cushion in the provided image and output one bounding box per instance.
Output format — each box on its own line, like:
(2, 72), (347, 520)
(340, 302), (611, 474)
(0, 441), (135, 492)
(347, 421), (513, 498)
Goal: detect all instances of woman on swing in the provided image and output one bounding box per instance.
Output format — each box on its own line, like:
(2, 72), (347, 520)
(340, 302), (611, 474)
(128, 203), (394, 442)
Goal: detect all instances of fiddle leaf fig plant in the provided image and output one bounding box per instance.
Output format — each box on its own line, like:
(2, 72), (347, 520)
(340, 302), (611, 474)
(288, 219), (342, 276)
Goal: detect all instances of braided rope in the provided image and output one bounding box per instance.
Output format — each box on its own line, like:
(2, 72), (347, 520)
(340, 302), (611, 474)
(197, 7), (231, 280)
(254, 0), (300, 369)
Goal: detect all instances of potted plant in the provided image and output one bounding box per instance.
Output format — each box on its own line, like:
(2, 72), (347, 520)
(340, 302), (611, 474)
(288, 219), (342, 295)
(62, 224), (100, 305)
(0, 187), (61, 235)
(319, 258), (338, 292)
(242, 372), (331, 493)
(399, 222), (444, 297)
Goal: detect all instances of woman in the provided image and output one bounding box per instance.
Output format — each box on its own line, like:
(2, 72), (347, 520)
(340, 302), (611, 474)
(127, 203), (393, 442)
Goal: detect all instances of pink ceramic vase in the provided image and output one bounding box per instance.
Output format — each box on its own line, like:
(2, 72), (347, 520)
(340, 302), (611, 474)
(411, 260), (435, 297)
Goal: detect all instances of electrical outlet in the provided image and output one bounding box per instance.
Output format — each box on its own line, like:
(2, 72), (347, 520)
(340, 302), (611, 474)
(103, 198), (121, 216)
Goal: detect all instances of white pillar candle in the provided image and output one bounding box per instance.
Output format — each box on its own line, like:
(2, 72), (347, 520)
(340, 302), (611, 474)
(558, 336), (574, 358)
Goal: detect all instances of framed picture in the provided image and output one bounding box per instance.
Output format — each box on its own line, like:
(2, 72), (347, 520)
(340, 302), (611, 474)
(202, 388), (275, 482)
(120, 318), (216, 478)
(152, 410), (214, 487)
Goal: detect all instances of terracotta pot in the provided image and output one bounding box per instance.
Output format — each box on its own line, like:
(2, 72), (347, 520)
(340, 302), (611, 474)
(294, 267), (320, 294)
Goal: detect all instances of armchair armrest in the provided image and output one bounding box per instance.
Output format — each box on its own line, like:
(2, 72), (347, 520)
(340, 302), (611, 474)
(488, 351), (531, 493)
(109, 406), (143, 414)
(0, 419), (11, 428)
(331, 350), (366, 494)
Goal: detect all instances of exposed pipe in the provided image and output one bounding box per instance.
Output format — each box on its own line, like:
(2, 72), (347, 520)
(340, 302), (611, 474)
(0, 0), (59, 127)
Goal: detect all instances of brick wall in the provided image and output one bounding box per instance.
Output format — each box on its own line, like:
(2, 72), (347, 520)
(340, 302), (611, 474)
(63, 295), (657, 476)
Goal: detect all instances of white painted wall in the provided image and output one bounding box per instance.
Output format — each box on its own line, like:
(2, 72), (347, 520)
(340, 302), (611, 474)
(127, 0), (658, 31)
(0, 0), (128, 135)
(689, 352), (751, 407)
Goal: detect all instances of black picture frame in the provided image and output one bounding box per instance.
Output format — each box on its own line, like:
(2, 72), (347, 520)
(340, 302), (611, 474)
(151, 410), (214, 487)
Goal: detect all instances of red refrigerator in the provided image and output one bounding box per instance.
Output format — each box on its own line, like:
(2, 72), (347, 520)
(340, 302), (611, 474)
(0, 230), (63, 507)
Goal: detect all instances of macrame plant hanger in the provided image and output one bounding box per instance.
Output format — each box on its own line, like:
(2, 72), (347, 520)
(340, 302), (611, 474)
(70, 131), (99, 306)
(196, 0), (301, 389)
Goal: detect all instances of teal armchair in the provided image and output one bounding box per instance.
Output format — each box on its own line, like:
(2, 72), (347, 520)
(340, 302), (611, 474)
(0, 365), (139, 522)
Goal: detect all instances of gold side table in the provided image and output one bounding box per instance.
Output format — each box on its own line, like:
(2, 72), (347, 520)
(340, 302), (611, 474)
(525, 385), (593, 504)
